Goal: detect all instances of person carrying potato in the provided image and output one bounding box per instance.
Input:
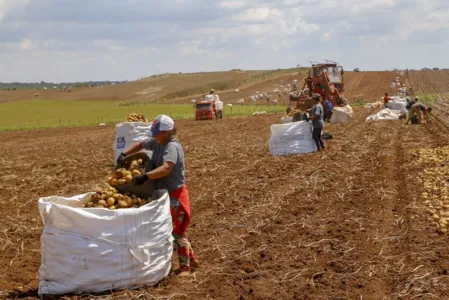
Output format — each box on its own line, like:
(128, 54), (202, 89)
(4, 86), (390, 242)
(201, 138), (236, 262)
(116, 115), (198, 276)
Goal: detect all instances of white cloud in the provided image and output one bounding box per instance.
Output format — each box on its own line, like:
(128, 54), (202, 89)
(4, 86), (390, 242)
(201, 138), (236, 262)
(0, 0), (448, 82)
(233, 7), (281, 22)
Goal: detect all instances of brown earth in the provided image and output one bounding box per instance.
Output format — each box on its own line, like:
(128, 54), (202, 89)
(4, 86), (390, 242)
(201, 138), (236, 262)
(1, 114), (449, 298)
(1, 70), (449, 299)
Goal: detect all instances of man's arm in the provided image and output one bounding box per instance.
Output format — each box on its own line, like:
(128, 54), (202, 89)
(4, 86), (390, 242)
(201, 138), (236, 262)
(145, 161), (174, 180)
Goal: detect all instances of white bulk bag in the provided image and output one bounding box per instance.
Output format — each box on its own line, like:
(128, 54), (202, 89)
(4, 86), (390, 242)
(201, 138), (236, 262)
(366, 108), (402, 122)
(386, 97), (407, 113)
(269, 121), (316, 155)
(330, 105), (353, 123)
(38, 190), (173, 295)
(113, 122), (153, 162)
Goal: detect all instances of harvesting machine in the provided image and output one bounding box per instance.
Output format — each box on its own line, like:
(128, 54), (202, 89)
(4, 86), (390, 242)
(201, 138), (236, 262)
(290, 60), (345, 110)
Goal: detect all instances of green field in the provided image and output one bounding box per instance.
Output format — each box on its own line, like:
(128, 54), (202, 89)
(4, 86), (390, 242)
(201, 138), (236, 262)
(0, 99), (285, 130)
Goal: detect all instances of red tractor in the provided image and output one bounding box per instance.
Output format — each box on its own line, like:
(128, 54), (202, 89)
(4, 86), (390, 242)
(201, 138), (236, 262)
(195, 101), (216, 120)
(291, 60), (345, 110)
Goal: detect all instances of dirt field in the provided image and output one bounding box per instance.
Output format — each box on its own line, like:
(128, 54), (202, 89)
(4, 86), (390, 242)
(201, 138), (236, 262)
(1, 71), (449, 299)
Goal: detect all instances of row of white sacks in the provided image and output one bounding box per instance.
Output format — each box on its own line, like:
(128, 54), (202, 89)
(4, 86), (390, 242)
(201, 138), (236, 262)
(38, 190), (173, 295)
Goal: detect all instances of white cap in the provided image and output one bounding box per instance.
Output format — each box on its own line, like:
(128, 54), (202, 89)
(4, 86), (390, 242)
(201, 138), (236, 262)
(151, 115), (174, 135)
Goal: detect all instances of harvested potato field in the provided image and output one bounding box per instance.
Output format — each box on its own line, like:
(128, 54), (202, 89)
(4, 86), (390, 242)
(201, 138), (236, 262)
(1, 116), (449, 299)
(1, 70), (449, 299)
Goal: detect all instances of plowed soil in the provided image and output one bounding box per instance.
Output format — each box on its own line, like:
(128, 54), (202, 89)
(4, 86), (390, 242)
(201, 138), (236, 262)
(1, 71), (449, 299)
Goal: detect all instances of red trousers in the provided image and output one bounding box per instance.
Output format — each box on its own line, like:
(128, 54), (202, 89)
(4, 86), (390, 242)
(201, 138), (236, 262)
(169, 185), (197, 271)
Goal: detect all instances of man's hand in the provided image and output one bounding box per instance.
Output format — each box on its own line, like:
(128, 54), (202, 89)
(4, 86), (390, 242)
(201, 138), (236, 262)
(116, 153), (126, 167)
(133, 173), (148, 185)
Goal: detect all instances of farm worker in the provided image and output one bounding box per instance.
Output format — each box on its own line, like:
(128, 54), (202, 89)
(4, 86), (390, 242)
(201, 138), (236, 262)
(383, 93), (391, 108)
(323, 99), (334, 123)
(310, 93), (325, 151)
(405, 103), (432, 125)
(116, 115), (199, 276)
(214, 98), (224, 119)
(210, 89), (220, 102)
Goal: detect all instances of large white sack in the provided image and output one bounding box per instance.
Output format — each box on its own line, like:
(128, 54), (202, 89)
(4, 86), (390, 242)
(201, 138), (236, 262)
(269, 121), (316, 155)
(38, 190), (173, 295)
(386, 98), (407, 113)
(366, 108), (402, 122)
(330, 105), (353, 123)
(113, 122), (153, 162)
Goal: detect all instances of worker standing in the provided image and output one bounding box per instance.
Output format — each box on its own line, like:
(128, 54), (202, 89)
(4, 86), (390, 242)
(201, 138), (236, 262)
(310, 94), (325, 151)
(210, 89), (219, 102)
(323, 98), (333, 123)
(116, 115), (199, 276)
(215, 98), (224, 119)
(405, 103), (432, 125)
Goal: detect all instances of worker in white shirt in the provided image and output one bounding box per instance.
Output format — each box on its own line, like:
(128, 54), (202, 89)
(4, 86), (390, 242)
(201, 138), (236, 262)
(214, 97), (224, 119)
(210, 89), (220, 102)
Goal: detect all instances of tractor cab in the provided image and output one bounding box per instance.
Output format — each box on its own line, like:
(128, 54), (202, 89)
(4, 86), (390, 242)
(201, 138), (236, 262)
(292, 60), (345, 110)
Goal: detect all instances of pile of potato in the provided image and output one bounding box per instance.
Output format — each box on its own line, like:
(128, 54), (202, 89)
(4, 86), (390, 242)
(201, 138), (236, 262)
(83, 158), (150, 210)
(416, 146), (449, 233)
(83, 186), (151, 210)
(126, 113), (150, 123)
(108, 159), (144, 186)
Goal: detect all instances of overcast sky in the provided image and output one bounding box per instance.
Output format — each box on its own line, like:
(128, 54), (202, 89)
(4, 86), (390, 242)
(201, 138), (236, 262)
(0, 0), (448, 82)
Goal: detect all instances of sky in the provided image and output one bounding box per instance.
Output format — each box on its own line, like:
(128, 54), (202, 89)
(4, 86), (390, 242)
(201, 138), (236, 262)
(0, 0), (448, 82)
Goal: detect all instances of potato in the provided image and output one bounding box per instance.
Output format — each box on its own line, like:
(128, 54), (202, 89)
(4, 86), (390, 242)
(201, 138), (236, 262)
(100, 194), (107, 200)
(124, 171), (132, 177)
(98, 200), (107, 206)
(137, 159), (143, 165)
(87, 202), (95, 207)
(110, 178), (118, 186)
(107, 198), (116, 206)
(118, 200), (128, 208)
(118, 178), (126, 185)
(91, 194), (100, 201)
(132, 169), (141, 177)
(125, 175), (133, 182)
(108, 205), (116, 210)
(97, 204), (105, 208)
(131, 160), (138, 166)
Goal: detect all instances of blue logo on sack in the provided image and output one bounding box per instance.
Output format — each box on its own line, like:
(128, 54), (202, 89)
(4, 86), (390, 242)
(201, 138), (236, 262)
(116, 137), (125, 149)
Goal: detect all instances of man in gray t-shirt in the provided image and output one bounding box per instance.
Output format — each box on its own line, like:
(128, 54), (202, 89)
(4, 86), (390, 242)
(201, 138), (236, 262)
(142, 137), (184, 193)
(116, 114), (198, 275)
(310, 94), (325, 151)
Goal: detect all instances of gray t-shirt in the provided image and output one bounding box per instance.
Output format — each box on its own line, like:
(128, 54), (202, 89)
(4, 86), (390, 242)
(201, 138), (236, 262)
(142, 137), (185, 193)
(311, 103), (324, 128)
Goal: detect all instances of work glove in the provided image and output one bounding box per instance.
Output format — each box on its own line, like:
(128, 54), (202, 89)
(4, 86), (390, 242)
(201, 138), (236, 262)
(133, 173), (149, 186)
(116, 153), (126, 168)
